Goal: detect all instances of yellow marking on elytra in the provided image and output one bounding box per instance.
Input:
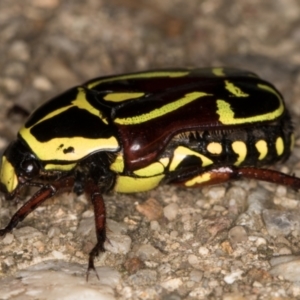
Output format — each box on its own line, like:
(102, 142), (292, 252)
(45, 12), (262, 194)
(232, 141), (247, 166)
(114, 174), (164, 193)
(169, 146), (213, 171)
(225, 80), (249, 97)
(217, 84), (284, 125)
(134, 162), (165, 177)
(88, 71), (190, 89)
(185, 173), (211, 187)
(290, 133), (295, 151)
(0, 156), (18, 193)
(212, 68), (225, 76)
(27, 88), (108, 127)
(276, 137), (284, 156)
(255, 140), (268, 160)
(19, 126), (119, 161)
(104, 92), (145, 102)
(110, 154), (125, 173)
(72, 88), (108, 124)
(207, 142), (222, 155)
(114, 92), (210, 125)
(44, 163), (76, 171)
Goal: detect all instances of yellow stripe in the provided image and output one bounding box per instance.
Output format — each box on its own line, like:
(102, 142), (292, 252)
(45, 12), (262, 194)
(88, 71), (190, 89)
(104, 92), (145, 102)
(28, 88), (109, 127)
(0, 156), (18, 193)
(255, 140), (268, 160)
(44, 163), (76, 171)
(134, 162), (165, 176)
(212, 68), (225, 76)
(225, 80), (249, 97)
(207, 142), (222, 154)
(185, 173), (211, 187)
(232, 141), (247, 166)
(19, 128), (119, 161)
(110, 154), (125, 173)
(217, 84), (284, 125)
(169, 146), (213, 171)
(276, 137), (284, 156)
(72, 88), (108, 124)
(114, 174), (164, 193)
(114, 92), (210, 125)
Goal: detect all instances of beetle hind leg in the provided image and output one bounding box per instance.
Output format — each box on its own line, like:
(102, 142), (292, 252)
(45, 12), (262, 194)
(169, 166), (300, 190)
(236, 167), (300, 190)
(169, 166), (240, 188)
(84, 180), (106, 280)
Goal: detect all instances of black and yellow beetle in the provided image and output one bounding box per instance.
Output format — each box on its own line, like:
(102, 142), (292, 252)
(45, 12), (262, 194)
(0, 67), (299, 277)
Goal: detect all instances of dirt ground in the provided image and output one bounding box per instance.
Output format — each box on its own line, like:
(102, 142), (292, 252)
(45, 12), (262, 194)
(1, 0), (300, 299)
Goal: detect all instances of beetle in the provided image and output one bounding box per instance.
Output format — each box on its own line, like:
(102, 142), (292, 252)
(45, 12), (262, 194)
(0, 67), (299, 277)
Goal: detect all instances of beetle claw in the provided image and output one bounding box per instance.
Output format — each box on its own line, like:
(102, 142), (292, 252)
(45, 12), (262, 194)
(86, 242), (104, 281)
(86, 260), (100, 281)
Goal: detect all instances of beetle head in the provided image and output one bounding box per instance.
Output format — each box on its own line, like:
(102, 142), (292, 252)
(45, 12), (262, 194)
(0, 140), (40, 196)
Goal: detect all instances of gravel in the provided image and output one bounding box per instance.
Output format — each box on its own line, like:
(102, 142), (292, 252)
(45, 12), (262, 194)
(1, 0), (300, 299)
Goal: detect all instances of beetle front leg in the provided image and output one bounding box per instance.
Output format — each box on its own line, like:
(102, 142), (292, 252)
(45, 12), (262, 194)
(0, 176), (75, 236)
(84, 180), (106, 280)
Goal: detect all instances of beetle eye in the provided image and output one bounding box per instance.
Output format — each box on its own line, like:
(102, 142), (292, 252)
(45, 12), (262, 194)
(20, 159), (40, 177)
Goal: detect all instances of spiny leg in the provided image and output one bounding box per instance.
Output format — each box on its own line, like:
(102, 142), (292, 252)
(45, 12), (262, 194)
(237, 167), (300, 190)
(0, 176), (75, 236)
(85, 180), (106, 280)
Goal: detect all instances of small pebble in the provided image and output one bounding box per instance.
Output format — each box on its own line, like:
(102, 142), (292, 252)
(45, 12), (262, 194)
(3, 256), (15, 268)
(0, 262), (120, 300)
(188, 254), (199, 267)
(207, 186), (226, 202)
(223, 293), (247, 300)
(105, 233), (131, 255)
(13, 227), (44, 243)
(129, 269), (157, 285)
(2, 233), (14, 245)
(136, 198), (163, 221)
(189, 269), (203, 282)
(270, 258), (300, 282)
(150, 220), (161, 231)
(9, 40), (30, 61)
(270, 255), (299, 266)
(262, 209), (300, 236)
(136, 244), (160, 261)
(33, 76), (53, 91)
(198, 246), (209, 256)
(124, 257), (145, 274)
(161, 278), (183, 291)
(221, 241), (234, 255)
(163, 203), (179, 221)
(228, 226), (248, 247)
(278, 247), (292, 255)
(254, 237), (267, 247)
(47, 227), (61, 238)
(253, 281), (263, 287)
(224, 270), (244, 284)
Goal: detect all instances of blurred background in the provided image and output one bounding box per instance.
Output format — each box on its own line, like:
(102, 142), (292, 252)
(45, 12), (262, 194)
(1, 0), (300, 299)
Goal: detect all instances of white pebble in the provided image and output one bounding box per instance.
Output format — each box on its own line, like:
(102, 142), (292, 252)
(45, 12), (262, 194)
(163, 203), (179, 221)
